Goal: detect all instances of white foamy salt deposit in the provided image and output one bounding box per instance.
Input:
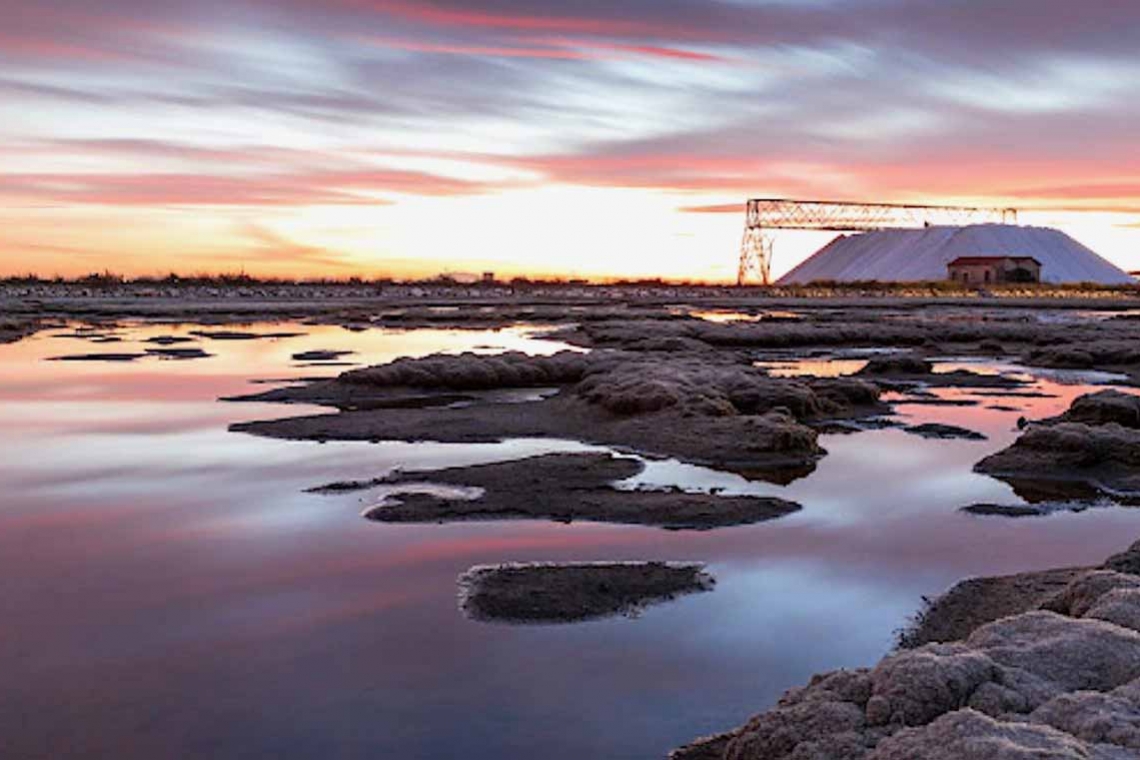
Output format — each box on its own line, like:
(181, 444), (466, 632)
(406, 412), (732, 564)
(777, 224), (1134, 285)
(361, 483), (485, 516)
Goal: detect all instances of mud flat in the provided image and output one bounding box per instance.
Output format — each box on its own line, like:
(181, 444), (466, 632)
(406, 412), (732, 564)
(145, 347), (212, 360)
(47, 351), (145, 362)
(291, 349), (355, 361)
(230, 350), (886, 482)
(356, 453), (801, 530)
(458, 561), (714, 623)
(959, 502), (1083, 518)
(903, 422), (987, 441)
(976, 390), (1140, 496)
(855, 353), (1026, 391)
(189, 329), (306, 341)
(144, 335), (195, 345)
(10, 286), (1140, 383)
(671, 539), (1140, 760)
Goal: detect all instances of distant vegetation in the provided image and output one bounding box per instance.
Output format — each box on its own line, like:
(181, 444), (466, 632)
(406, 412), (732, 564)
(2, 271), (1137, 295)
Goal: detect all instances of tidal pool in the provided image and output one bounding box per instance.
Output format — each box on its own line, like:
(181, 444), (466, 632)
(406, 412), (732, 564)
(3, 322), (1140, 760)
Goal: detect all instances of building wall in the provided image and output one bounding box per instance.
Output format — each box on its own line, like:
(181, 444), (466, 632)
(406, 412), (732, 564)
(949, 260), (1040, 284)
(949, 263), (999, 284)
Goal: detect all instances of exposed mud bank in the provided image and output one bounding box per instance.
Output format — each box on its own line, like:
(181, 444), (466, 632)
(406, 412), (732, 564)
(189, 329), (306, 341)
(291, 349), (355, 362)
(856, 353), (1025, 391)
(11, 291), (1140, 385)
(145, 347), (212, 360)
(359, 453), (801, 530)
(457, 561), (714, 623)
(230, 350), (886, 482)
(976, 390), (1140, 496)
(554, 306), (1140, 383)
(903, 423), (987, 441)
(958, 502), (1103, 518)
(48, 352), (146, 362)
(672, 540), (1140, 760)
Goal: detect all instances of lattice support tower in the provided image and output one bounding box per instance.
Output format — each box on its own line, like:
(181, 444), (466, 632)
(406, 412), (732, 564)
(738, 199), (1018, 285)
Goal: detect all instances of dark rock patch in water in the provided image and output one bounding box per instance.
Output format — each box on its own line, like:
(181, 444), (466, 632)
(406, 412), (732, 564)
(364, 453), (801, 530)
(856, 353), (934, 376)
(190, 329), (305, 341)
(305, 477), (388, 494)
(291, 349), (355, 362)
(1045, 389), (1140, 429)
(145, 347), (212, 360)
(904, 423), (987, 441)
(813, 417), (904, 434)
(890, 396), (980, 407)
(145, 335), (195, 345)
(972, 389), (1060, 398)
(960, 503), (1051, 518)
(854, 352), (1026, 391)
(48, 352), (145, 362)
(458, 561), (714, 624)
(977, 411), (1140, 498)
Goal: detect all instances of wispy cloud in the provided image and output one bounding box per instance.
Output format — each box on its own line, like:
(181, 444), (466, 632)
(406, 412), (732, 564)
(1, 0), (1139, 277)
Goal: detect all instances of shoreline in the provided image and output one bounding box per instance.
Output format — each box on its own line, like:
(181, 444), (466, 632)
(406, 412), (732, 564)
(672, 537), (1140, 759)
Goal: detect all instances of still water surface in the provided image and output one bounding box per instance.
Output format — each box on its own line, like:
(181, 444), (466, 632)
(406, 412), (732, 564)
(3, 322), (1140, 759)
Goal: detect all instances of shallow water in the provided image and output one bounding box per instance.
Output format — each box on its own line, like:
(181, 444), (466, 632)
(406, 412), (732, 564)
(4, 323), (1140, 760)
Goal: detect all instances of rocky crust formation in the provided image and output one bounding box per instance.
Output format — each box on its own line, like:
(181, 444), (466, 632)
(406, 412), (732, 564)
(145, 347), (212, 360)
(189, 329), (305, 341)
(363, 453), (801, 530)
(291, 349), (355, 362)
(854, 352), (1025, 390)
(1026, 341), (1140, 372)
(959, 502), (1097, 518)
(48, 351), (146, 362)
(976, 390), (1140, 496)
(230, 350), (886, 482)
(457, 561), (714, 623)
(903, 422), (987, 441)
(672, 539), (1140, 760)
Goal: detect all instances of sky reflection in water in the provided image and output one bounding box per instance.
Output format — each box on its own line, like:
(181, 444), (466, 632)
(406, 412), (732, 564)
(3, 322), (1140, 760)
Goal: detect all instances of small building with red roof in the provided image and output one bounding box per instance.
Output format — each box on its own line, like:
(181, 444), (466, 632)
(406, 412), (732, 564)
(947, 255), (1041, 285)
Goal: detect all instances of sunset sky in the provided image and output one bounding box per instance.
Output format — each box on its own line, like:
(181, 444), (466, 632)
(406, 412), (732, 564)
(2, 0), (1139, 281)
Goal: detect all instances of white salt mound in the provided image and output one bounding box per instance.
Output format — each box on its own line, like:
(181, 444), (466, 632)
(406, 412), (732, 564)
(777, 224), (1134, 285)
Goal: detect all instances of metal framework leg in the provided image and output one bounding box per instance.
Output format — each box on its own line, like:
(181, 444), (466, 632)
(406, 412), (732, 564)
(738, 226), (773, 286)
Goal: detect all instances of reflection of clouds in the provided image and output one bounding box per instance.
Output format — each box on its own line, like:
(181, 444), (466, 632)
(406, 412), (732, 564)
(6, 329), (1140, 758)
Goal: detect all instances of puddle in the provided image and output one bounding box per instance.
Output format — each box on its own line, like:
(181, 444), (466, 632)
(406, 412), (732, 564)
(4, 322), (1140, 760)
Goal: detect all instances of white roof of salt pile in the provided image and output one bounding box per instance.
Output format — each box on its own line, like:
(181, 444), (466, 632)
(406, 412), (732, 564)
(777, 224), (1134, 285)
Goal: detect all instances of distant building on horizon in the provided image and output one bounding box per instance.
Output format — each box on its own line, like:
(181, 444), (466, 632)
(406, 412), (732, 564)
(777, 224), (1133, 285)
(947, 256), (1041, 285)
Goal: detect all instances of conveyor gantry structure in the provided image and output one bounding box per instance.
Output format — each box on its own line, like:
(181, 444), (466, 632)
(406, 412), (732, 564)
(738, 199), (1018, 285)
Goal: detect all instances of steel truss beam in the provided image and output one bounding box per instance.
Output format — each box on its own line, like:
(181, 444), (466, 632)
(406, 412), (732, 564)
(738, 198), (1018, 285)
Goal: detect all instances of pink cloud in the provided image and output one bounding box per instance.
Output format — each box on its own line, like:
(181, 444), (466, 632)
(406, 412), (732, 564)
(0, 166), (506, 207)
